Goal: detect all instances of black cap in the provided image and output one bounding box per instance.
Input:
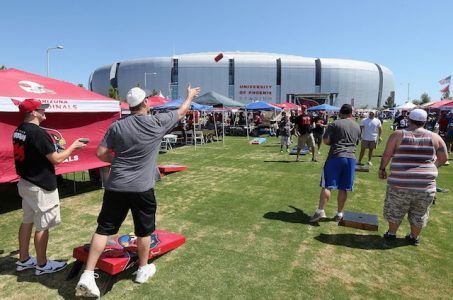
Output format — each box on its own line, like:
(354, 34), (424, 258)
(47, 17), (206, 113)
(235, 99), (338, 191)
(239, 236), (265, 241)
(340, 104), (353, 115)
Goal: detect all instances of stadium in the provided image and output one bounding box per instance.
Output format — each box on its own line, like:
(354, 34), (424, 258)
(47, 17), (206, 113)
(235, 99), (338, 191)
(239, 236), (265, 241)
(89, 52), (395, 108)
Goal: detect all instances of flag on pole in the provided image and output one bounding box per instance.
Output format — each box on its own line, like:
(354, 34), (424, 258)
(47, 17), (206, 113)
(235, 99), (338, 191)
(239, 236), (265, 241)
(439, 75), (451, 85)
(440, 84), (450, 93)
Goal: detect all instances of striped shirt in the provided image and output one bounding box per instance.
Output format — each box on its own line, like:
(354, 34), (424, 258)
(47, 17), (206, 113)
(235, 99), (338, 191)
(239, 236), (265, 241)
(388, 129), (437, 192)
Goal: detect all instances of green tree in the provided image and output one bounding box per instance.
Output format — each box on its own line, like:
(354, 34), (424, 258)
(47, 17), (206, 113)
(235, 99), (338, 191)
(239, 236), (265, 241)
(77, 83), (84, 88)
(0, 65), (6, 70)
(108, 85), (120, 100)
(383, 96), (396, 108)
(151, 89), (159, 96)
(420, 93), (430, 104)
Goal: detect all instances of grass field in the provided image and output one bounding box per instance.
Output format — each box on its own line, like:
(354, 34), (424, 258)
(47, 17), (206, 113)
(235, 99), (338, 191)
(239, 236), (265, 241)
(0, 124), (452, 299)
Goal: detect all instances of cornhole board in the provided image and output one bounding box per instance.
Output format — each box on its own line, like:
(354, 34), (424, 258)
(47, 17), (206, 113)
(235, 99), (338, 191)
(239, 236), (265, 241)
(250, 138), (266, 144)
(158, 164), (188, 175)
(355, 165), (370, 172)
(67, 230), (186, 293)
(289, 147), (310, 155)
(338, 211), (378, 231)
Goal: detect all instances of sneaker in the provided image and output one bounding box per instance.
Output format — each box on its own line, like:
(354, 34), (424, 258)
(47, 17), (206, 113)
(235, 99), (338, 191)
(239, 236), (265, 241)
(383, 232), (396, 240)
(16, 256), (37, 271)
(134, 263), (157, 284)
(35, 260), (67, 275)
(311, 158), (318, 162)
(405, 234), (420, 246)
(75, 271), (100, 298)
(309, 210), (326, 223)
(367, 161), (373, 166)
(333, 212), (344, 222)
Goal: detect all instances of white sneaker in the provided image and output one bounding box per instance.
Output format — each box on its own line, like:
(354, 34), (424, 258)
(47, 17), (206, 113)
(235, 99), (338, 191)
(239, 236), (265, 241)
(367, 161), (373, 166)
(35, 259), (67, 275)
(16, 256), (37, 271)
(309, 210), (327, 222)
(334, 212), (344, 221)
(134, 263), (156, 284)
(75, 271), (100, 298)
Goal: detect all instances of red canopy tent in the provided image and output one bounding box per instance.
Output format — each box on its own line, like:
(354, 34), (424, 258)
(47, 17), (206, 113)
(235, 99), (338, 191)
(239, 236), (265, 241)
(0, 68), (120, 183)
(427, 99), (453, 110)
(270, 102), (301, 111)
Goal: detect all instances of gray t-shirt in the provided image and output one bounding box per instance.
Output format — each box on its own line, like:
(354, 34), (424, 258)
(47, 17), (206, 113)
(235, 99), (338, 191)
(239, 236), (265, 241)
(101, 111), (179, 192)
(324, 118), (361, 159)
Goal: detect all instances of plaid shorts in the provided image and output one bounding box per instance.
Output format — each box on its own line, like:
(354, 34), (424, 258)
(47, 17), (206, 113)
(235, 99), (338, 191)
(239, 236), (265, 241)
(383, 185), (435, 228)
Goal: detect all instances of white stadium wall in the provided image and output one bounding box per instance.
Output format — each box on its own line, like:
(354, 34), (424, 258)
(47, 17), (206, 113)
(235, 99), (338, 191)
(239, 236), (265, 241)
(89, 52), (395, 108)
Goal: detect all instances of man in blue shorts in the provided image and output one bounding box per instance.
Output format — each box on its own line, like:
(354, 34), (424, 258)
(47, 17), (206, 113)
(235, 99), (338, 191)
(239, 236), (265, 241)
(310, 104), (361, 222)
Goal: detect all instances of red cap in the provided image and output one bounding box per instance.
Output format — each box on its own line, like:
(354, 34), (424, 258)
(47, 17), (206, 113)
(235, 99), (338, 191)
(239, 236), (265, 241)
(18, 99), (50, 113)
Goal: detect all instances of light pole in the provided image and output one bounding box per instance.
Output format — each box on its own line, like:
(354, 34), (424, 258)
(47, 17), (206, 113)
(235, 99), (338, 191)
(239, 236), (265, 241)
(407, 83), (410, 102)
(144, 72), (157, 91)
(46, 45), (64, 77)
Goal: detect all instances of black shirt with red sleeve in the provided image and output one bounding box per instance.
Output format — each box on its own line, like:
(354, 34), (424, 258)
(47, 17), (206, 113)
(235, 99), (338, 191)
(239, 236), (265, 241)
(295, 114), (313, 135)
(12, 123), (57, 191)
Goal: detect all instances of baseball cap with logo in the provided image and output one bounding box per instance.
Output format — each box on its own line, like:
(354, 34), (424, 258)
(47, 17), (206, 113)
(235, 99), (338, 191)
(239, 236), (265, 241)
(126, 87), (146, 107)
(18, 99), (49, 113)
(408, 109), (427, 122)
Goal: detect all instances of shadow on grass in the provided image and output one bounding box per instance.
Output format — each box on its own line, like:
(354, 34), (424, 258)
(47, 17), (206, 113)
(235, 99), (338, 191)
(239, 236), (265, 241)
(314, 233), (409, 250)
(263, 160), (309, 163)
(0, 251), (147, 299)
(263, 205), (320, 226)
(0, 179), (101, 215)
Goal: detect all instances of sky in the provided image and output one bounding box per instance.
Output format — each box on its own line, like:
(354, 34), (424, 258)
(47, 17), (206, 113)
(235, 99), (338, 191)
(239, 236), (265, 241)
(1, 0), (452, 104)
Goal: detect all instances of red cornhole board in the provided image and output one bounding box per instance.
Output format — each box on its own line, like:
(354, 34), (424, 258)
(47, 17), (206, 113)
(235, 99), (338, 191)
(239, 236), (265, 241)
(69, 230), (185, 277)
(158, 164), (188, 175)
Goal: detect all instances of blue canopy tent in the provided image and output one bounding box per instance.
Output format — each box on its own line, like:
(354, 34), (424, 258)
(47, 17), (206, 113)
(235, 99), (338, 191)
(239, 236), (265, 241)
(153, 98), (213, 111)
(307, 103), (340, 112)
(244, 101), (282, 139)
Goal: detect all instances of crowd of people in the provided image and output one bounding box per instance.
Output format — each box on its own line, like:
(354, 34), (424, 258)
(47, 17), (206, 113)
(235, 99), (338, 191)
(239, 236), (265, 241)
(10, 92), (450, 297)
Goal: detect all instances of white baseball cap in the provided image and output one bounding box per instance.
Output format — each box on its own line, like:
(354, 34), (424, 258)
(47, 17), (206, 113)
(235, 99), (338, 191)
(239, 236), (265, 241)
(408, 109), (427, 122)
(126, 87), (146, 107)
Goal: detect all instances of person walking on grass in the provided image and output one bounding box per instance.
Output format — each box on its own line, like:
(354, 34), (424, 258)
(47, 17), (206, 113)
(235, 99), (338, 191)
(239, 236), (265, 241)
(278, 111), (293, 152)
(295, 105), (317, 162)
(357, 110), (382, 166)
(379, 109), (448, 246)
(13, 99), (86, 275)
(309, 104), (361, 222)
(76, 85), (200, 298)
(312, 110), (328, 154)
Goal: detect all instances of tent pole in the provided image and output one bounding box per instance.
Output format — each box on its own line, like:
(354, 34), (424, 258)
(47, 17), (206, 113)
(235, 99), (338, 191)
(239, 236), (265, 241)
(246, 109), (249, 140)
(214, 111), (219, 144)
(222, 110), (225, 146)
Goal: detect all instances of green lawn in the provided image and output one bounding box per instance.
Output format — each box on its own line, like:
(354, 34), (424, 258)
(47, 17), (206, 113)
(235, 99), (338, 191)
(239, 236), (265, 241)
(1, 124), (452, 299)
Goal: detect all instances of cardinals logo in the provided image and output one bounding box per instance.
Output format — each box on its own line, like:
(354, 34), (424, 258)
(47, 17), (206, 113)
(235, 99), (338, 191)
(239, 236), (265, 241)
(18, 80), (56, 94)
(42, 127), (66, 152)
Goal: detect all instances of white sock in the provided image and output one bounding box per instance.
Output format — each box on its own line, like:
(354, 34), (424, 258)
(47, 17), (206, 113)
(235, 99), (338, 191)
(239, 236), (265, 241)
(315, 208), (324, 214)
(83, 270), (95, 276)
(336, 211), (343, 216)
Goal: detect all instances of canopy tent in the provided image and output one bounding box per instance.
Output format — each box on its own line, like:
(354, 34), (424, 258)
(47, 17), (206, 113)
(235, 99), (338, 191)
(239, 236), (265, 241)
(194, 91), (245, 108)
(153, 98), (213, 111)
(270, 102), (301, 111)
(0, 68), (120, 183)
(426, 99), (453, 109)
(395, 102), (417, 110)
(307, 103), (340, 112)
(245, 101), (282, 111)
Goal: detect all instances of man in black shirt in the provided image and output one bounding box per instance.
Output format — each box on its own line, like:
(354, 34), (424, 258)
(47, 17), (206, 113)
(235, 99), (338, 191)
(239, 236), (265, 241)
(13, 99), (86, 275)
(312, 111), (328, 154)
(294, 105), (317, 162)
(393, 110), (408, 130)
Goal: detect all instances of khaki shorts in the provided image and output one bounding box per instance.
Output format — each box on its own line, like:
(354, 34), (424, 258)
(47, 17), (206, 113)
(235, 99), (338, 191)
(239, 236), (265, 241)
(361, 140), (377, 149)
(17, 179), (61, 231)
(297, 133), (315, 149)
(383, 185), (435, 228)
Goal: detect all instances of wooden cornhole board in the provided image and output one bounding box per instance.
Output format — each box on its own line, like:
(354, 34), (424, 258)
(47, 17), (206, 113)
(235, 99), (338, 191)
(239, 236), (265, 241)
(355, 165), (370, 172)
(158, 164), (188, 175)
(338, 211), (378, 231)
(67, 230), (186, 294)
